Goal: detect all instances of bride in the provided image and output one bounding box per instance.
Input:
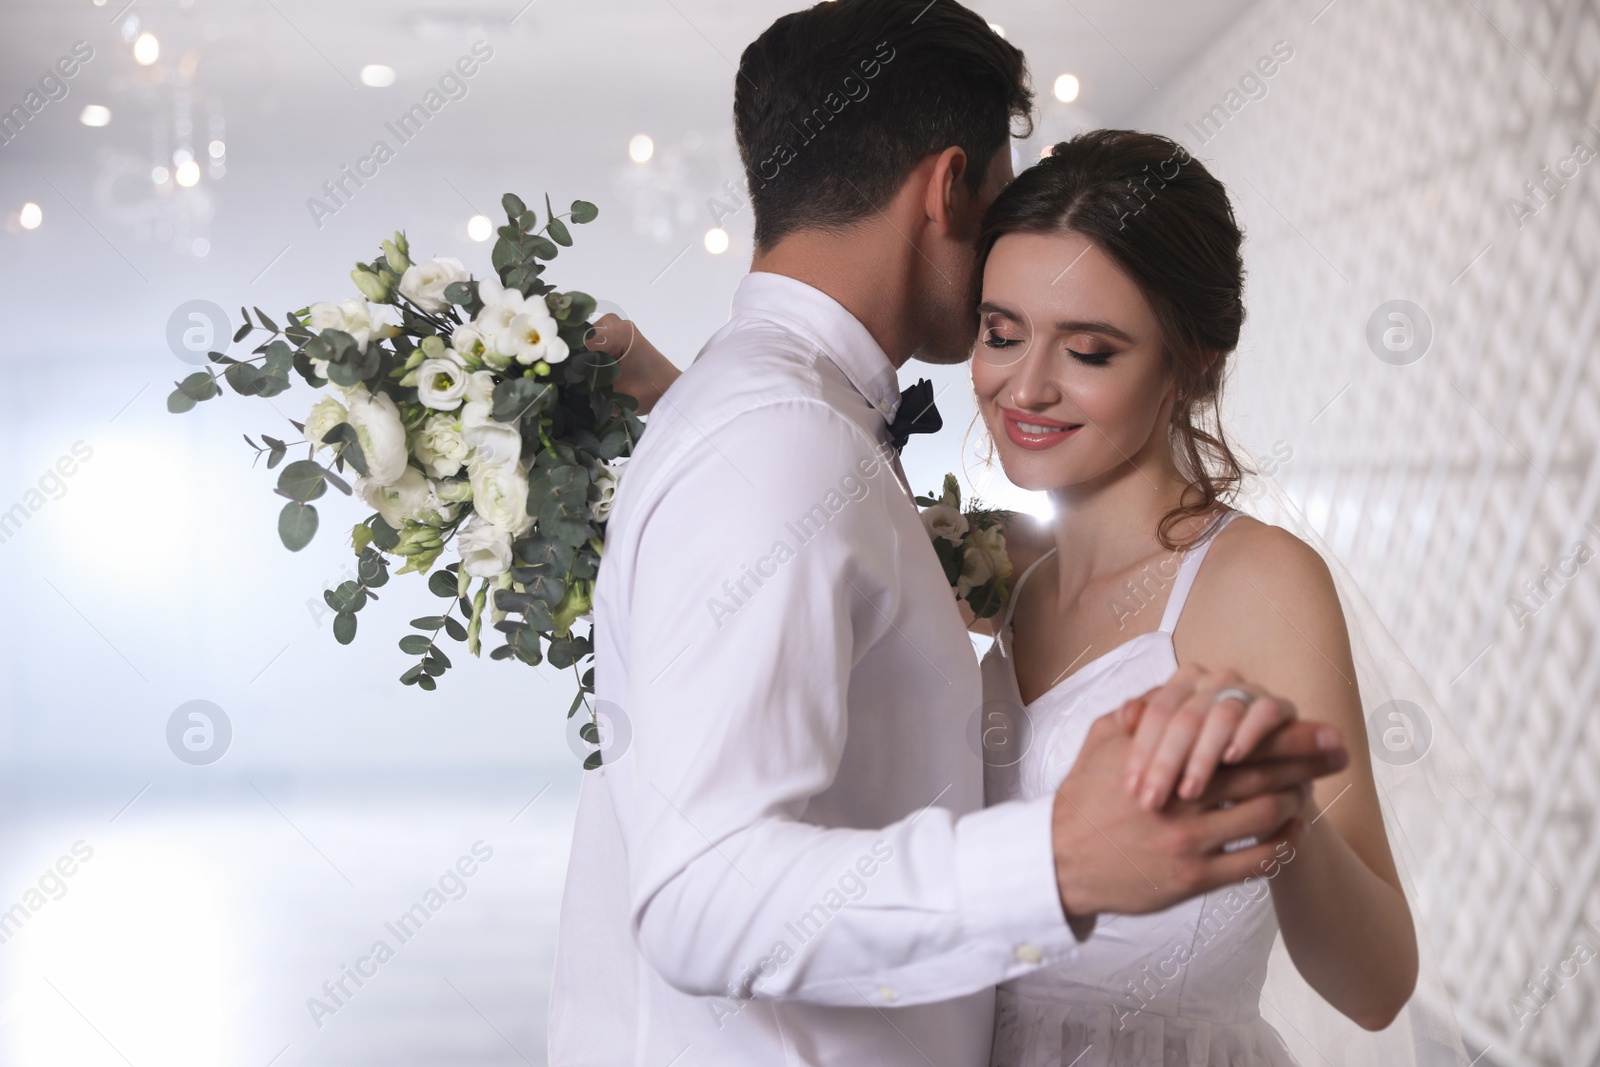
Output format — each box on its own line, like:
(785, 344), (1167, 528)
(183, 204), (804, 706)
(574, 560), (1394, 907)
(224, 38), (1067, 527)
(597, 129), (1439, 1066)
(964, 129), (1413, 1065)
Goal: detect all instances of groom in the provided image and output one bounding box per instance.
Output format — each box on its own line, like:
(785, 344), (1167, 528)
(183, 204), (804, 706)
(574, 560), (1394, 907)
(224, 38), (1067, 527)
(550, 2), (1346, 1064)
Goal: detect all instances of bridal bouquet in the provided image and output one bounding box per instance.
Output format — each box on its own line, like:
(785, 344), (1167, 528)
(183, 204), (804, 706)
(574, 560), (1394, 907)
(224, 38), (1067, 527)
(917, 474), (1016, 619)
(169, 193), (642, 732)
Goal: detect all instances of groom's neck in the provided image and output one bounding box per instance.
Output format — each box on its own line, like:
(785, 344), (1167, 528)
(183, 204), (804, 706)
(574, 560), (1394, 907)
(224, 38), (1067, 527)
(750, 225), (922, 369)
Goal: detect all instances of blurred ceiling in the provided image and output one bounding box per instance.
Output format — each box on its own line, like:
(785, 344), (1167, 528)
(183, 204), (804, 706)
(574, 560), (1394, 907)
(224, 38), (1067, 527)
(0, 0), (1257, 358)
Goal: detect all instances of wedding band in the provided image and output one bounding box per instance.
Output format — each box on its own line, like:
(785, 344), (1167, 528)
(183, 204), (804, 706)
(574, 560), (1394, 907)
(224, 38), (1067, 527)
(1214, 687), (1254, 707)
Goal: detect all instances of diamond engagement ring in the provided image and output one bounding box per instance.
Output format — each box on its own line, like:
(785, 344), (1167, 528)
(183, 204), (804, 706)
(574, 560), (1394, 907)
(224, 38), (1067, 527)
(1214, 687), (1255, 707)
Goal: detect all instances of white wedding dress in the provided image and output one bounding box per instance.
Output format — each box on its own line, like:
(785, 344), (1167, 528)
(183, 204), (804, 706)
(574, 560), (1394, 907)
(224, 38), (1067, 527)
(982, 509), (1301, 1067)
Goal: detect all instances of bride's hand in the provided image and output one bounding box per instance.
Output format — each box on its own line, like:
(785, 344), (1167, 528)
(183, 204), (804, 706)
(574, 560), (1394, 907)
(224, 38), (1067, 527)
(585, 313), (682, 415)
(1118, 663), (1336, 810)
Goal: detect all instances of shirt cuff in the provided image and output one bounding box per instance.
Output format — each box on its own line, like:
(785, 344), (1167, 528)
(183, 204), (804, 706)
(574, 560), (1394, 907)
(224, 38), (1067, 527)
(955, 794), (1091, 956)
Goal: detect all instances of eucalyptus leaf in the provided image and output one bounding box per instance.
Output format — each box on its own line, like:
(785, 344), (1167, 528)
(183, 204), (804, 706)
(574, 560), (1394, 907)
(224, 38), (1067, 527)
(224, 361), (263, 396)
(370, 516), (400, 552)
(570, 200), (599, 224)
(333, 611), (357, 644)
(278, 501), (318, 551)
(178, 371), (220, 401)
(399, 634), (433, 655)
(277, 460), (329, 503)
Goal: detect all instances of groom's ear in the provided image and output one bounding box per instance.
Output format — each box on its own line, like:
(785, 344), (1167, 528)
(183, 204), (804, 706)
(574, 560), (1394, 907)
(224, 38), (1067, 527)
(921, 146), (973, 236)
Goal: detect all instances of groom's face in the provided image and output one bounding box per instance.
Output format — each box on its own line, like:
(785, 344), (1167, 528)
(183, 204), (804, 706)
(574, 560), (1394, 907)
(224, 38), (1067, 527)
(911, 147), (1016, 367)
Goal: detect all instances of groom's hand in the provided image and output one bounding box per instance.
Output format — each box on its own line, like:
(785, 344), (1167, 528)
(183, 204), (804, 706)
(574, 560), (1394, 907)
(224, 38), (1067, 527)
(1049, 708), (1343, 921)
(586, 313), (680, 415)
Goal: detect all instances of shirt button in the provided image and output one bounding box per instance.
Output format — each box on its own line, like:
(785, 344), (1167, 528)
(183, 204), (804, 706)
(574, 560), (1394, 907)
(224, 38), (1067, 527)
(1014, 942), (1042, 964)
(876, 984), (898, 1002)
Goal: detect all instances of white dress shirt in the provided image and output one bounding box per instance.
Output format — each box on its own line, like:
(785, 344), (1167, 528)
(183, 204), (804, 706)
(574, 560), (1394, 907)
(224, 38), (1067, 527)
(548, 272), (1083, 1066)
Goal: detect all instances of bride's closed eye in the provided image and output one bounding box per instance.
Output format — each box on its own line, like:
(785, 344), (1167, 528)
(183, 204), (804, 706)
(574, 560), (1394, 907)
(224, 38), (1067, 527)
(982, 328), (1025, 349)
(1067, 346), (1115, 367)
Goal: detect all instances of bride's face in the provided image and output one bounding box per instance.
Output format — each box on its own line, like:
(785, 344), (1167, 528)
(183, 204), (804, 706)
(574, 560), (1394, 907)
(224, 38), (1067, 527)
(970, 231), (1174, 493)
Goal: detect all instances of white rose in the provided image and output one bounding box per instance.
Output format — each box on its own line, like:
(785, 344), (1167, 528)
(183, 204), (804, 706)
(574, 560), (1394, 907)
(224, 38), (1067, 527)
(957, 524), (1012, 596)
(397, 257), (469, 313)
(412, 412), (469, 479)
(358, 466), (436, 528)
(457, 516), (514, 579)
(459, 372), (523, 469)
(451, 324), (509, 371)
(346, 389), (410, 485)
(416, 356), (468, 411)
(506, 308), (570, 366)
(590, 461), (620, 522)
(304, 395), (348, 452)
(921, 505), (969, 545)
(469, 460), (532, 535)
(307, 298), (383, 353)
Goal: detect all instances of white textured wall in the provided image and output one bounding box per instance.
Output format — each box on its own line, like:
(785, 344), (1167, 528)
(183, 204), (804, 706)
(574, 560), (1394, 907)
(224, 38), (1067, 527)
(1134, 1), (1600, 1064)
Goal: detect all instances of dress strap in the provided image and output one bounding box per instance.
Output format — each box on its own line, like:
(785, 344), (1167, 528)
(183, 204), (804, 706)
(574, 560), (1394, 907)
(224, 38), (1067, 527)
(1002, 545), (1058, 631)
(1157, 509), (1240, 634)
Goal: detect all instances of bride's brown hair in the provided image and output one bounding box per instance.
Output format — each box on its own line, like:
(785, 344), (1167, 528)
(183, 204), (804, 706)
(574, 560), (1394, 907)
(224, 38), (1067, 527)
(975, 129), (1248, 550)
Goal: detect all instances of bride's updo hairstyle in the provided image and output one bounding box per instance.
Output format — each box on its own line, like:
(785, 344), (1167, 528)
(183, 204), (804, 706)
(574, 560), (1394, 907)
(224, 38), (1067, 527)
(977, 129), (1247, 551)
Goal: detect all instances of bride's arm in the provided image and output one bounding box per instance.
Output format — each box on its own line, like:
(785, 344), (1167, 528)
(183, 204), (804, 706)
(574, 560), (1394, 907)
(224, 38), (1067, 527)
(1174, 519), (1418, 1031)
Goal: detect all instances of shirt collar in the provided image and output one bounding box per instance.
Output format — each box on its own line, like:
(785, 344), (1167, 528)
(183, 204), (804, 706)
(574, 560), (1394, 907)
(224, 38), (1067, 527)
(729, 271), (902, 424)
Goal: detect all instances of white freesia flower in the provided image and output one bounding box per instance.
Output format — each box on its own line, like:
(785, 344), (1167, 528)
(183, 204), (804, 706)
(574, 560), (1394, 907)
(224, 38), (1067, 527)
(473, 277), (568, 365)
(397, 257), (469, 313)
(472, 275), (529, 350)
(590, 461), (620, 521)
(416, 356), (469, 411)
(346, 389), (410, 485)
(457, 516), (514, 579)
(412, 412), (469, 479)
(921, 505), (969, 545)
(469, 459), (532, 535)
(304, 395), (348, 451)
(459, 371), (523, 469)
(506, 307), (570, 366)
(358, 466), (436, 528)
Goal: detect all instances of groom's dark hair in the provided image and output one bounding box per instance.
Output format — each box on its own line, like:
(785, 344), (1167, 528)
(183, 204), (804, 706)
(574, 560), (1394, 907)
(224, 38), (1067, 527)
(734, 0), (1033, 249)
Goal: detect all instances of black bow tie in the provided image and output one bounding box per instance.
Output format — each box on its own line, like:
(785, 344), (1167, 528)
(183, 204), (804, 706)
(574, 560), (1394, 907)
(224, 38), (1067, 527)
(888, 378), (942, 453)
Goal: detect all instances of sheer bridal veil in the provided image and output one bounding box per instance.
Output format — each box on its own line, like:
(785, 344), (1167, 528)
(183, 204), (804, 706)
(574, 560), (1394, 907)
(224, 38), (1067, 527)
(1228, 450), (1491, 1067)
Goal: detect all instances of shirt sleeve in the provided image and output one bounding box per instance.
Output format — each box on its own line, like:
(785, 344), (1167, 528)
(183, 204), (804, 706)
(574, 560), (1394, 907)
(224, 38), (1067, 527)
(610, 397), (1084, 1008)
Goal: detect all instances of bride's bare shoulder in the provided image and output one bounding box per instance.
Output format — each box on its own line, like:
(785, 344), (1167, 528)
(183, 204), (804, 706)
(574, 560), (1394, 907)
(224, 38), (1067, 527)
(1198, 513), (1343, 628)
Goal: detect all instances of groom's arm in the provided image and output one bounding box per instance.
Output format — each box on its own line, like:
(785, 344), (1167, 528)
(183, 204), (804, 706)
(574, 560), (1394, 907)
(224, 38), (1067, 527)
(613, 399), (1081, 1008)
